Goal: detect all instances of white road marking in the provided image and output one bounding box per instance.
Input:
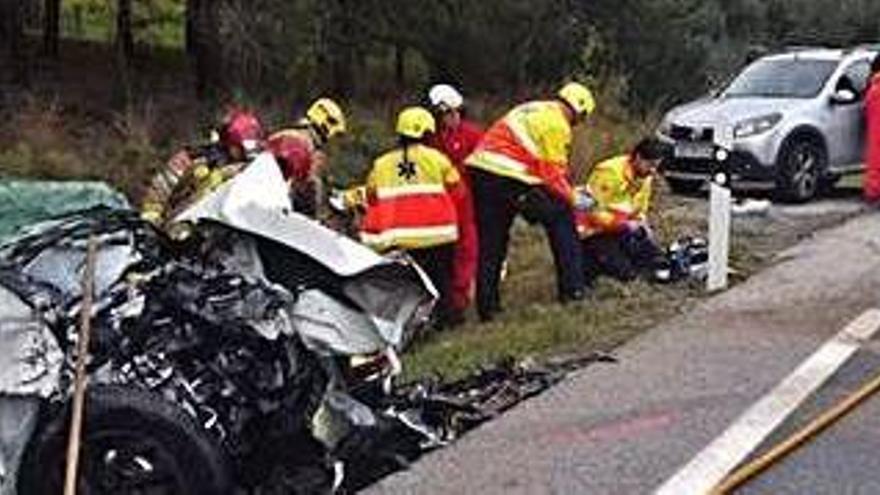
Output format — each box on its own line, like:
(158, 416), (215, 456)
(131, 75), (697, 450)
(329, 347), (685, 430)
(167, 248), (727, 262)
(654, 308), (880, 495)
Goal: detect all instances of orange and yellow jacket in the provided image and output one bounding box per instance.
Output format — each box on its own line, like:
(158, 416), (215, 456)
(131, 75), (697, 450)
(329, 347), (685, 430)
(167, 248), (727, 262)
(466, 100), (575, 204)
(361, 143), (461, 252)
(576, 154), (653, 238)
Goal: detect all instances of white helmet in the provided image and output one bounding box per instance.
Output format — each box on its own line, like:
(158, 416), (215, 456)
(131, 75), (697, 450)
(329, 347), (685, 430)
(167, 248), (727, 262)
(428, 84), (464, 111)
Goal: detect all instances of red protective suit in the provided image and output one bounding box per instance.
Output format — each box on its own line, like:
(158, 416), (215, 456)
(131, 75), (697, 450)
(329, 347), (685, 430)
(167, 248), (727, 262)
(864, 73), (880, 203)
(429, 119), (483, 313)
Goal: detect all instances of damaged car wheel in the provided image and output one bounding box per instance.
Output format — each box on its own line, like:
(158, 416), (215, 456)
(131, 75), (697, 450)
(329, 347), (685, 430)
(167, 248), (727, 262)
(17, 386), (233, 495)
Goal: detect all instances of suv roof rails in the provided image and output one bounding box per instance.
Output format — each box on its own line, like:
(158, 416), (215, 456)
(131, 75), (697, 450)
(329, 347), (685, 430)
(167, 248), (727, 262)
(781, 45), (831, 53)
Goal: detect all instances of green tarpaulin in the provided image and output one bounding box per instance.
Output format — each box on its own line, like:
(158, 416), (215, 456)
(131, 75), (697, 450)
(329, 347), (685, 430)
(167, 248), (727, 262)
(0, 180), (130, 242)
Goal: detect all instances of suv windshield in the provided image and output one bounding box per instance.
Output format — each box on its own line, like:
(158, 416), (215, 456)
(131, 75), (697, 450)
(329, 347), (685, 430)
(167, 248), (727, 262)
(723, 58), (838, 98)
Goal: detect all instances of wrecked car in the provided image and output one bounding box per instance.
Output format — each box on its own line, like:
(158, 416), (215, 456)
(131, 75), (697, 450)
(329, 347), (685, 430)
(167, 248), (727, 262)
(0, 154), (438, 494)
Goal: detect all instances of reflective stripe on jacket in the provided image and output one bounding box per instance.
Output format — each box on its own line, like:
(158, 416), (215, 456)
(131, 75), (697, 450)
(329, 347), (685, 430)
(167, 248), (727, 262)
(577, 155), (653, 238)
(466, 100), (574, 203)
(361, 144), (460, 251)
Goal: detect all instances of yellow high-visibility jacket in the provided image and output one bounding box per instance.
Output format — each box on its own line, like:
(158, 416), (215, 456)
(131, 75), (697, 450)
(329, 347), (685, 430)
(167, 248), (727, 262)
(361, 143), (461, 252)
(577, 155), (653, 238)
(140, 145), (243, 227)
(466, 101), (575, 203)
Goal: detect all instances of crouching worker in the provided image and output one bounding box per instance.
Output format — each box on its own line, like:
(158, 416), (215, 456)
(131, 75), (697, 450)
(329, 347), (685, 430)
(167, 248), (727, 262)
(140, 109), (264, 229)
(361, 107), (462, 328)
(268, 98), (347, 218)
(577, 139), (667, 283)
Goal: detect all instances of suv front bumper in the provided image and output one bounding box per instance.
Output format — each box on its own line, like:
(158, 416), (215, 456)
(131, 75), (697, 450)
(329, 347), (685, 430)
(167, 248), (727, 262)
(664, 150), (776, 181)
(658, 134), (777, 183)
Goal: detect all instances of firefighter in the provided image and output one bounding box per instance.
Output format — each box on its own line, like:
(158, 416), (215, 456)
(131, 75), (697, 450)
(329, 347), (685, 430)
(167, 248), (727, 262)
(864, 54), (880, 203)
(576, 138), (667, 283)
(466, 82), (596, 321)
(426, 84), (483, 325)
(140, 109), (264, 228)
(361, 106), (463, 327)
(267, 97), (347, 217)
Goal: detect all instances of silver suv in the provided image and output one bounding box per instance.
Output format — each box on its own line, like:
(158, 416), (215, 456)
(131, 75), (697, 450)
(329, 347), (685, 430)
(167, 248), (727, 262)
(658, 47), (877, 201)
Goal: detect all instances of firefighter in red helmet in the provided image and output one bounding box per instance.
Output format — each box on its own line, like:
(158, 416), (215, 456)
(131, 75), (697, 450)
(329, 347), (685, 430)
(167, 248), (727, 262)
(140, 109), (264, 227)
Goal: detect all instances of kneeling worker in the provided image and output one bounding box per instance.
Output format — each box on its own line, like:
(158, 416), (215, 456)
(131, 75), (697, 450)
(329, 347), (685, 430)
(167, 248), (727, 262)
(577, 139), (668, 283)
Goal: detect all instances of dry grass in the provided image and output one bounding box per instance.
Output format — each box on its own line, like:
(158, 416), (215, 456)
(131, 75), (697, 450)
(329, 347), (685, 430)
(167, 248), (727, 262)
(0, 96), (166, 199)
(402, 181), (707, 381)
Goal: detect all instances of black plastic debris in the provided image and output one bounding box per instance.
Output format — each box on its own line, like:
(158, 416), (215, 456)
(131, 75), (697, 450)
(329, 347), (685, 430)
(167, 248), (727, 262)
(340, 352), (618, 492)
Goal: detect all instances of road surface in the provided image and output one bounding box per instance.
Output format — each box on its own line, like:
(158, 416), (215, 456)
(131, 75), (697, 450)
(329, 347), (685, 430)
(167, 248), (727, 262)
(368, 202), (880, 494)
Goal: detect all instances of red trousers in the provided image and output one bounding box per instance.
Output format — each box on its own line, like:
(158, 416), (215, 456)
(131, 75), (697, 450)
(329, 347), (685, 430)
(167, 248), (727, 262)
(451, 174), (478, 311)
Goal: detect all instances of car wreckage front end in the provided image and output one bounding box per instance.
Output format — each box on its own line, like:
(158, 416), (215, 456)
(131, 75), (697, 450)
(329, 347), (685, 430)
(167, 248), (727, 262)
(0, 156), (441, 493)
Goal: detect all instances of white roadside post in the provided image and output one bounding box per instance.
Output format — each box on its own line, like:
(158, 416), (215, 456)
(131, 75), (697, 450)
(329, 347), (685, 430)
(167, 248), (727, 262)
(708, 174), (732, 291)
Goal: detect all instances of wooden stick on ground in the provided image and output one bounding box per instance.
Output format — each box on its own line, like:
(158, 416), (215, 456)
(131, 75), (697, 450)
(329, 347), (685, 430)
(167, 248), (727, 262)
(63, 235), (98, 495)
(711, 368), (880, 494)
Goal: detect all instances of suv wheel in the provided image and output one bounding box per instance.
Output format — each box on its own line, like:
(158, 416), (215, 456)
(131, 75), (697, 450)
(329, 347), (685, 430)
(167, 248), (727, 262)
(776, 137), (826, 203)
(665, 177), (705, 195)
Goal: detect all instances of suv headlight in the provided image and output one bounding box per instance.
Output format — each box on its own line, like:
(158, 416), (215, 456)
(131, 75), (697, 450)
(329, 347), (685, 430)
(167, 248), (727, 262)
(733, 113), (782, 139)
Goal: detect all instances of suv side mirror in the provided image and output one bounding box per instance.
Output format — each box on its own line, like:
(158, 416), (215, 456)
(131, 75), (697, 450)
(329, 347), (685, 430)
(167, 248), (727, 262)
(830, 88), (858, 105)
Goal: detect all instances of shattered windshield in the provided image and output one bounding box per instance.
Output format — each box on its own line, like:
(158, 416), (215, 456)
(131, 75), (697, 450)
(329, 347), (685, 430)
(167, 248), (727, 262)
(722, 58), (838, 98)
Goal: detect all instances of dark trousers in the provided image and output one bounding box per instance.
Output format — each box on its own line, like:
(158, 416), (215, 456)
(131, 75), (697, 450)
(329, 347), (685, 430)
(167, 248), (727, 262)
(470, 169), (584, 321)
(409, 243), (456, 325)
(582, 228), (665, 282)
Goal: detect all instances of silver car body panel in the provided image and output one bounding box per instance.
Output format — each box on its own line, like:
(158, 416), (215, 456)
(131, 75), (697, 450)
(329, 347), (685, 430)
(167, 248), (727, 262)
(0, 286), (63, 398)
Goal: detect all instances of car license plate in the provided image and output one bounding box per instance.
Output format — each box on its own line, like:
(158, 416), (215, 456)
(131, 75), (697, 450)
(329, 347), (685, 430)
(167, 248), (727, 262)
(674, 142), (713, 159)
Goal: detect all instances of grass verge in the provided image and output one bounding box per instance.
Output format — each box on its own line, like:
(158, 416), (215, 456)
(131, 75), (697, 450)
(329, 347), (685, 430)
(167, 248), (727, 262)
(402, 185), (866, 381)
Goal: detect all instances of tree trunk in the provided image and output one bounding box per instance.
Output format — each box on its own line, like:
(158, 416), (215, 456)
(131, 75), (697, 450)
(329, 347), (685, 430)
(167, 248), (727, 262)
(42, 0), (60, 57)
(185, 0), (199, 57)
(328, 0), (356, 97)
(187, 0), (225, 99)
(116, 0), (134, 62)
(115, 0), (135, 105)
(394, 44), (405, 89)
(1, 0), (29, 84)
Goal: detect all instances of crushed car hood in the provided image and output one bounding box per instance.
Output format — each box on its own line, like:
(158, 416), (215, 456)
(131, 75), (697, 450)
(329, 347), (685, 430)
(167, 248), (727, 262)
(174, 153), (437, 351)
(175, 153), (420, 280)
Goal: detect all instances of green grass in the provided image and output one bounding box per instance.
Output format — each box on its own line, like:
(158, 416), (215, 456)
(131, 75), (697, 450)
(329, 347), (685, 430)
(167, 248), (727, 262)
(404, 272), (702, 381)
(401, 187), (706, 381)
(61, 0), (185, 48)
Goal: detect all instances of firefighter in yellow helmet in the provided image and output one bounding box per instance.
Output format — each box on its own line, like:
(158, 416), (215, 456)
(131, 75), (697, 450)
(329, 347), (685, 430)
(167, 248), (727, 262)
(267, 97), (347, 217)
(361, 106), (463, 327)
(466, 81), (596, 321)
